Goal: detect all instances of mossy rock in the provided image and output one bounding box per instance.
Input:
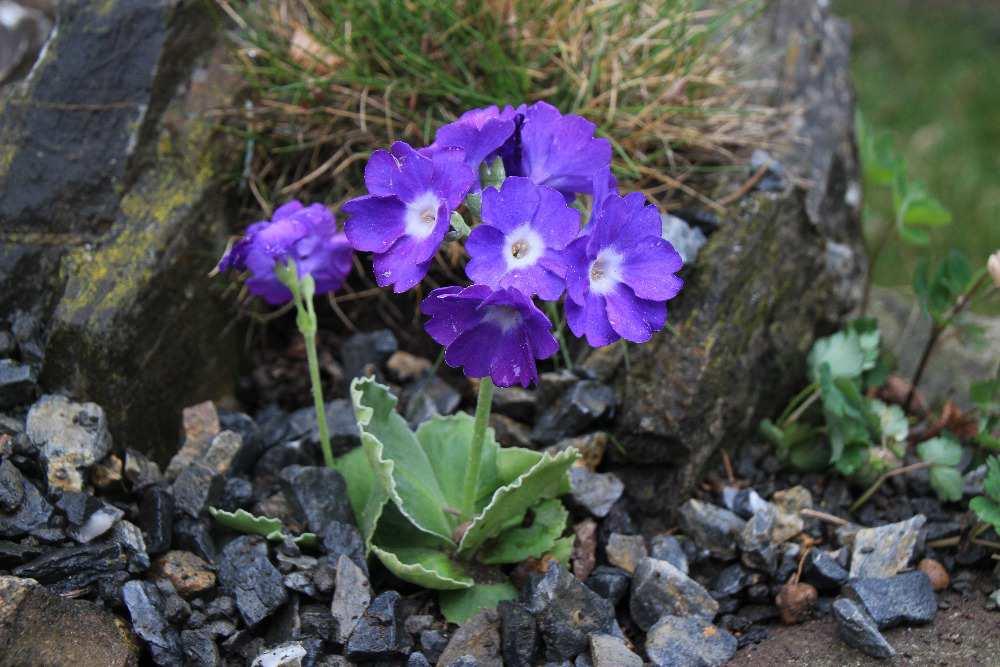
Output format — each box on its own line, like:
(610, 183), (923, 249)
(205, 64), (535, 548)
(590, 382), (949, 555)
(0, 0), (239, 462)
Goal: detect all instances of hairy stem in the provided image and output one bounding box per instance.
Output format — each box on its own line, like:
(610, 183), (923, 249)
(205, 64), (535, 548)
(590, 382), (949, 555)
(463, 377), (495, 518)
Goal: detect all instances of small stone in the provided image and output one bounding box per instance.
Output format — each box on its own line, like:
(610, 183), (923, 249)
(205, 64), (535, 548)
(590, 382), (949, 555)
(739, 504), (779, 573)
(802, 549), (848, 590)
(181, 629), (220, 667)
(90, 453), (124, 489)
(569, 468), (624, 519)
(491, 385), (537, 422)
(711, 563), (749, 598)
(331, 554), (371, 643)
(218, 536), (288, 627)
(345, 590), (410, 661)
(589, 633), (642, 667)
(404, 376), (461, 427)
(843, 572), (937, 628)
(775, 582), (817, 624)
(677, 499), (746, 561)
(571, 519), (597, 581)
(0, 360), (38, 409)
(832, 598), (895, 659)
(0, 458), (25, 511)
(648, 534), (689, 574)
(489, 414), (534, 448)
(721, 487), (768, 520)
(526, 562), (618, 661)
(420, 629), (449, 663)
(645, 615), (737, 667)
(173, 517), (217, 564)
(166, 400), (221, 479)
(531, 381), (616, 445)
(13, 540), (127, 594)
(172, 463), (224, 519)
(386, 350), (432, 381)
(123, 579), (185, 666)
(251, 641), (307, 667)
(201, 430), (243, 476)
(113, 519), (151, 573)
(340, 329), (398, 385)
(67, 501), (124, 544)
(547, 432), (607, 472)
(629, 557), (719, 631)
(404, 613), (435, 635)
(605, 533), (646, 574)
(407, 652), (432, 667)
(660, 213), (709, 264)
(153, 550), (216, 597)
(26, 394), (112, 492)
(439, 608), (503, 667)
(320, 519), (367, 573)
(0, 576), (139, 666)
(918, 558), (950, 591)
(499, 600), (538, 667)
(279, 465), (354, 533)
(850, 515), (926, 578)
(0, 462), (51, 538)
(584, 566), (630, 605)
(219, 476), (254, 511)
(124, 448), (163, 490)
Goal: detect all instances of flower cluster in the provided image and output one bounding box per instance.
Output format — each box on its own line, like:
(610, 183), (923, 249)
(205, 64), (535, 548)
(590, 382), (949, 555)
(343, 101), (685, 387)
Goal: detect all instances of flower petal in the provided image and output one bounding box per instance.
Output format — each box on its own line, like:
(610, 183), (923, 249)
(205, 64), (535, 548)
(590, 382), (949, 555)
(618, 237), (684, 301)
(566, 292), (619, 347)
(481, 177), (541, 233)
(364, 149), (401, 196)
(372, 252), (432, 293)
(532, 184), (581, 248)
(465, 225), (508, 286)
(444, 323), (497, 379)
(604, 284), (666, 344)
(343, 195), (407, 253)
(490, 328), (539, 388)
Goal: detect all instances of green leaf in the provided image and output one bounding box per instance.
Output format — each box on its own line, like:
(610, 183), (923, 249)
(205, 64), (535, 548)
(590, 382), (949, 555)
(969, 496), (1000, 534)
(900, 184), (952, 228)
(458, 448), (578, 556)
(856, 112), (898, 188)
(439, 581), (518, 624)
(787, 439), (831, 472)
(496, 447), (544, 486)
(549, 535), (575, 564)
(479, 499), (569, 565)
(982, 456), (1000, 500)
(917, 436), (963, 467)
(971, 379), (1000, 414)
(333, 445), (387, 548)
(208, 508), (317, 547)
(869, 399), (908, 451)
(415, 412), (500, 513)
(820, 365), (875, 464)
(833, 443), (869, 476)
(928, 466), (963, 502)
(371, 544), (474, 590)
(807, 320), (879, 383)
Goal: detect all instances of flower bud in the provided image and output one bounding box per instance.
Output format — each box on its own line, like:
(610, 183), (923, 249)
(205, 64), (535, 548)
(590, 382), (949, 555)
(989, 250), (1000, 288)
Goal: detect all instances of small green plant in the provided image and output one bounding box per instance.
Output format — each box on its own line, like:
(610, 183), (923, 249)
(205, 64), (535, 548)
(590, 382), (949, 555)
(970, 456), (1000, 536)
(915, 435), (964, 502)
(209, 507), (318, 547)
(970, 375), (1000, 452)
(334, 377), (577, 623)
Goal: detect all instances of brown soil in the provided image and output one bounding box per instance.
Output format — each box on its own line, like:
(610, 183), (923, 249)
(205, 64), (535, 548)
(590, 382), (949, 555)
(731, 581), (999, 666)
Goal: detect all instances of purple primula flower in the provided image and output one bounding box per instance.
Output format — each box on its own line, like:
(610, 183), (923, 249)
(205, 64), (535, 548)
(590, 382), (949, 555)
(503, 101), (612, 199)
(217, 200), (353, 306)
(421, 285), (559, 388)
(342, 141), (476, 293)
(465, 177), (580, 300)
(423, 105), (517, 171)
(563, 192), (684, 347)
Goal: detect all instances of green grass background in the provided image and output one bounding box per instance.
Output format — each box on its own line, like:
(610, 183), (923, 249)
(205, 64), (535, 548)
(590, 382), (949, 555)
(837, 0), (1000, 299)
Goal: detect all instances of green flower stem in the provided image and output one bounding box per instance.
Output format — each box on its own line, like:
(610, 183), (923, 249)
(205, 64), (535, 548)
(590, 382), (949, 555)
(544, 301), (573, 370)
(778, 382), (820, 427)
(276, 262), (335, 469)
(463, 377), (495, 517)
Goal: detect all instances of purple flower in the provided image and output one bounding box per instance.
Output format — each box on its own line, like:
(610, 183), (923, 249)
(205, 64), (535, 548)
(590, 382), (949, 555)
(217, 200), (353, 305)
(343, 141), (476, 292)
(465, 177), (579, 300)
(503, 101), (612, 199)
(563, 192), (684, 346)
(424, 105), (517, 171)
(421, 285), (558, 388)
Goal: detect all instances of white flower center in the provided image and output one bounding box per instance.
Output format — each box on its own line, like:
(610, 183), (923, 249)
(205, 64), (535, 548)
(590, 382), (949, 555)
(588, 248), (623, 295)
(405, 191), (441, 240)
(503, 224), (545, 271)
(482, 305), (523, 332)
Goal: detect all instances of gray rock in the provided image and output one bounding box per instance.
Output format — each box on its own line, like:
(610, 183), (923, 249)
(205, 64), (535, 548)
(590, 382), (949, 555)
(438, 608), (502, 667)
(629, 557), (718, 631)
(341, 329), (398, 385)
(499, 600), (538, 667)
(67, 501), (124, 544)
(711, 563), (749, 598)
(345, 590), (409, 662)
(137, 484), (175, 556)
(113, 520), (150, 573)
(850, 515), (926, 578)
(218, 536), (288, 627)
(531, 381), (616, 445)
(26, 395), (111, 492)
(171, 463), (225, 519)
(843, 572), (937, 629)
(605, 533), (647, 574)
(649, 535), (689, 574)
(289, 399), (360, 456)
(677, 499), (745, 561)
(0, 460), (50, 538)
(589, 633), (641, 667)
(181, 629), (220, 667)
(584, 566), (631, 605)
(645, 614), (737, 667)
(200, 430), (243, 476)
(832, 597), (895, 659)
(0, 458), (24, 512)
(331, 554), (371, 643)
(491, 386), (537, 423)
(570, 468), (624, 519)
(279, 465), (354, 533)
(0, 575), (139, 666)
(251, 641), (307, 667)
(421, 629), (449, 664)
(173, 517), (217, 565)
(526, 562), (618, 661)
(739, 504), (778, 573)
(606, 0), (865, 513)
(123, 579), (184, 666)
(661, 214), (708, 265)
(125, 449), (163, 491)
(408, 653), (433, 667)
(320, 520), (367, 575)
(13, 540), (127, 595)
(803, 549), (848, 590)
(721, 487), (768, 520)
(405, 377), (462, 427)
(0, 359), (37, 409)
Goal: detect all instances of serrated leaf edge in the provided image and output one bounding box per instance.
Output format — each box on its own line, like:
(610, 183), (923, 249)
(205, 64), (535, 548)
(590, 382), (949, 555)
(370, 543), (473, 590)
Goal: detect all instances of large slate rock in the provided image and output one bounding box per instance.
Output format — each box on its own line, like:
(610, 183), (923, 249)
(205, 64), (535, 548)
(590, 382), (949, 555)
(0, 0), (238, 462)
(604, 0), (865, 514)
